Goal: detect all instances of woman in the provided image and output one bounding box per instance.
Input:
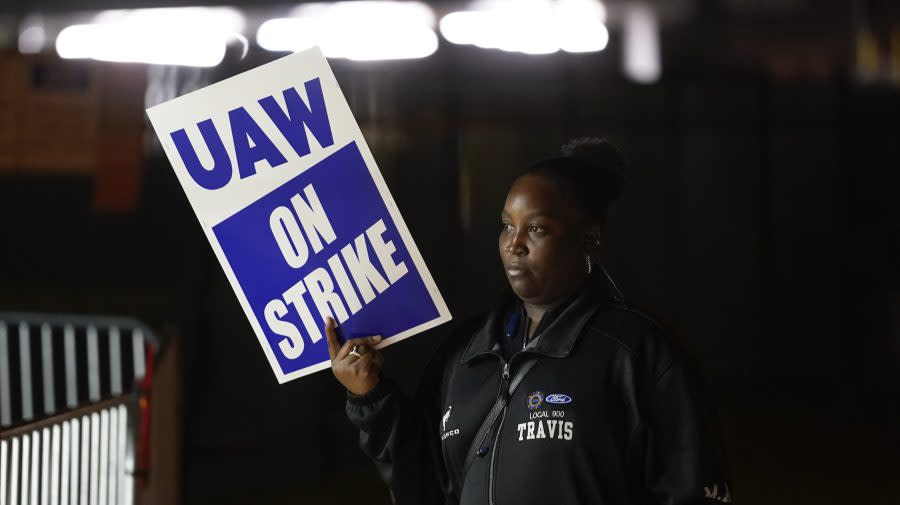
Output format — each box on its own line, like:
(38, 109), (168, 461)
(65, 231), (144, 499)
(325, 138), (732, 505)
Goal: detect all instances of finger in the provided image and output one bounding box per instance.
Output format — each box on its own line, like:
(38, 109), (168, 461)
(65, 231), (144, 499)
(353, 349), (384, 373)
(350, 350), (379, 371)
(336, 334), (384, 360)
(338, 338), (376, 361)
(347, 344), (368, 360)
(325, 317), (341, 361)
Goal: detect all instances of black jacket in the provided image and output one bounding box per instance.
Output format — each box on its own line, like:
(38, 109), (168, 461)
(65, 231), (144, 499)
(346, 275), (732, 505)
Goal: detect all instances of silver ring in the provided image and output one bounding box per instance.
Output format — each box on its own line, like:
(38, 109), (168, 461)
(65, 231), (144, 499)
(349, 345), (362, 358)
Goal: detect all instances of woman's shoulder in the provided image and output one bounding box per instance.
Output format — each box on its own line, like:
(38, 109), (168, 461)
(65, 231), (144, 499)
(420, 311), (490, 366)
(408, 312), (490, 399)
(584, 303), (693, 381)
(432, 293), (515, 359)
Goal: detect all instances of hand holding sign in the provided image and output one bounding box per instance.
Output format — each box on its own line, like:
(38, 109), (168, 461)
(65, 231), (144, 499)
(325, 317), (383, 396)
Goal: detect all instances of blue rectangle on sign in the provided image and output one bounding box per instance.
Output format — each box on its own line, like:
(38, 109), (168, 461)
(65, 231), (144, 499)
(212, 141), (441, 377)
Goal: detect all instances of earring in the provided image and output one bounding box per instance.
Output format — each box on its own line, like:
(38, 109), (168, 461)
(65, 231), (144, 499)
(585, 255), (593, 275)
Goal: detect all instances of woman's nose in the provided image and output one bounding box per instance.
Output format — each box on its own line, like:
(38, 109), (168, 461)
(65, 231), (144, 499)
(505, 231), (526, 255)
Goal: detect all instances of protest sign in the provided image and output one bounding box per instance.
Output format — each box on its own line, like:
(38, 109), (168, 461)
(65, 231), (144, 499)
(146, 47), (451, 383)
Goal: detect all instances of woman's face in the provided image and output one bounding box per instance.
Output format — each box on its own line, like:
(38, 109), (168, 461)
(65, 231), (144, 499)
(499, 174), (588, 307)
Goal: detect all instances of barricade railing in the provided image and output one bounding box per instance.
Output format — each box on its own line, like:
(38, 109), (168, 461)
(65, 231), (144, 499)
(0, 312), (159, 505)
(0, 312), (158, 430)
(1, 396), (138, 505)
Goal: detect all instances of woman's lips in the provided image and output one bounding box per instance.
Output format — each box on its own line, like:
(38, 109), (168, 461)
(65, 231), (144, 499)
(506, 265), (527, 277)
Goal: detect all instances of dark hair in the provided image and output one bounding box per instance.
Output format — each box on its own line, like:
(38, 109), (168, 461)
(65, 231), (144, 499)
(522, 137), (625, 222)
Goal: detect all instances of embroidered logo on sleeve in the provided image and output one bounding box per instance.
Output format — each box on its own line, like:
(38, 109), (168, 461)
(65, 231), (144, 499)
(441, 405), (460, 441)
(442, 405), (452, 431)
(704, 483), (732, 502)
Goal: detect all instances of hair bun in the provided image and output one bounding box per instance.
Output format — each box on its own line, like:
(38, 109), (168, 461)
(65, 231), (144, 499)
(561, 137), (625, 202)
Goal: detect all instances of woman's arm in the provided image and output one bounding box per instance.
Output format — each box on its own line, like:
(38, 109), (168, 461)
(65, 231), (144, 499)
(641, 360), (733, 504)
(345, 369), (454, 505)
(327, 318), (456, 505)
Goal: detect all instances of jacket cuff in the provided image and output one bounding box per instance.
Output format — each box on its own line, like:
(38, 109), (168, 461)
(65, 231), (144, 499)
(346, 377), (393, 406)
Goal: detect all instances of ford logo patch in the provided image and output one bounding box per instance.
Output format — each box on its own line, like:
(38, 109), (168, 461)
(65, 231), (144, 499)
(545, 394), (572, 404)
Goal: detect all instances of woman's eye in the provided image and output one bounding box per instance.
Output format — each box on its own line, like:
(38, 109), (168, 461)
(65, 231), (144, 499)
(501, 222), (513, 231)
(528, 224), (543, 233)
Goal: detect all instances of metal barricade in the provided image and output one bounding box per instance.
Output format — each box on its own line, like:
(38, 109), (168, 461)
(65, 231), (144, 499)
(0, 313), (159, 505)
(1, 396), (138, 505)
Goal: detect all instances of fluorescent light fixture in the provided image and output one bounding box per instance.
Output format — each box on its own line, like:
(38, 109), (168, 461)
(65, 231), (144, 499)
(18, 16), (46, 54)
(56, 7), (245, 67)
(257, 1), (438, 61)
(623, 3), (661, 83)
(439, 0), (608, 55)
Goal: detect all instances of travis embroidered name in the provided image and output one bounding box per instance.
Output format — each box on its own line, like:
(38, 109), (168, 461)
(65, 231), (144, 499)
(516, 420), (574, 441)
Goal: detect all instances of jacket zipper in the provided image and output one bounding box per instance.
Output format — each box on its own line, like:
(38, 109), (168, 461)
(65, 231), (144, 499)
(488, 362), (511, 505)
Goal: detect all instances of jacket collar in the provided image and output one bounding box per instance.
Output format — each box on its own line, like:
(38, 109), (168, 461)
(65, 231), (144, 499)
(460, 274), (621, 364)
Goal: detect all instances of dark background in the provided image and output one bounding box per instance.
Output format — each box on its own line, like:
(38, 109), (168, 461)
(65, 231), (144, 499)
(1, 1), (899, 504)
